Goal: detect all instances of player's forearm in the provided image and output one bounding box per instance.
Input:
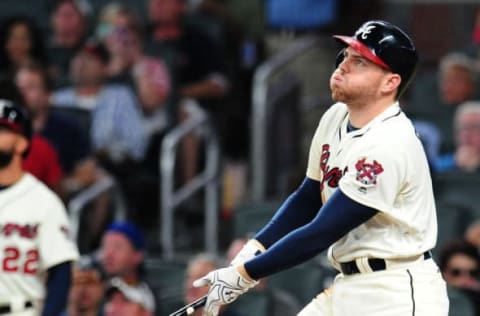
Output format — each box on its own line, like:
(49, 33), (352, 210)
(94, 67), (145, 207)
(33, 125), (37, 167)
(254, 177), (322, 248)
(245, 189), (378, 280)
(42, 261), (72, 316)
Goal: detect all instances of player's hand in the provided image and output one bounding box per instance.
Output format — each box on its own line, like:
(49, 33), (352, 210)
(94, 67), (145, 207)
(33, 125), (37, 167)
(230, 239), (266, 266)
(193, 266), (257, 316)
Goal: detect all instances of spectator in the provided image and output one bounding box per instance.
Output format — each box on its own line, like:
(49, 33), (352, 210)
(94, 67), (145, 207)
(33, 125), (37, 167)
(406, 52), (478, 156)
(438, 52), (477, 152)
(98, 221), (155, 312)
(61, 258), (105, 316)
(146, 0), (228, 104)
(439, 239), (480, 315)
(190, 0), (264, 164)
(47, 0), (91, 88)
(0, 76), (64, 191)
(132, 56), (171, 150)
(95, 2), (147, 86)
(147, 0), (229, 182)
(51, 40), (147, 170)
(15, 62), (91, 179)
(434, 101), (480, 173)
(466, 221), (480, 250)
(185, 254), (243, 316)
(0, 15), (47, 78)
(104, 277), (155, 316)
(439, 53), (476, 107)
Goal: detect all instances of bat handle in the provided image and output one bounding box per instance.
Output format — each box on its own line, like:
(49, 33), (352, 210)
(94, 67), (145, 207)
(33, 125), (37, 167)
(169, 295), (208, 316)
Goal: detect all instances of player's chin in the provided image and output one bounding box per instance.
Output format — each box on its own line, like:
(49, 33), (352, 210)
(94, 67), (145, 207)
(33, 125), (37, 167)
(330, 83), (344, 101)
(331, 89), (345, 102)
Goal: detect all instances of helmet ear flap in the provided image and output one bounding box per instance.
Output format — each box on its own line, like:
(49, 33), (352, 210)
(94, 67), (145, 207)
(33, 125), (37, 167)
(335, 48), (345, 68)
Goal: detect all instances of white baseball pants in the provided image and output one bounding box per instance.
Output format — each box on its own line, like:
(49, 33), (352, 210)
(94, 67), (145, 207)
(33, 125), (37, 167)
(297, 259), (449, 316)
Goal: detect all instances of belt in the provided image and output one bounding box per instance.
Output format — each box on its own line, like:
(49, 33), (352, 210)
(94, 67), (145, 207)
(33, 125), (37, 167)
(340, 251), (432, 275)
(0, 301), (33, 314)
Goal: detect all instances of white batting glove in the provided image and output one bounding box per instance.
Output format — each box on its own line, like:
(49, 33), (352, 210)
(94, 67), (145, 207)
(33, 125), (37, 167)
(193, 266), (257, 316)
(230, 239), (266, 266)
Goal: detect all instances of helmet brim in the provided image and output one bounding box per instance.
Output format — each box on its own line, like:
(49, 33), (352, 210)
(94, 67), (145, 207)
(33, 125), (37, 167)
(0, 118), (24, 134)
(333, 35), (391, 70)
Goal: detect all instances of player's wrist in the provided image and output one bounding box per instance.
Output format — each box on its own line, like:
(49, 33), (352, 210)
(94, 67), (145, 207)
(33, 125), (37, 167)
(250, 239), (266, 252)
(236, 264), (256, 282)
(230, 239), (266, 266)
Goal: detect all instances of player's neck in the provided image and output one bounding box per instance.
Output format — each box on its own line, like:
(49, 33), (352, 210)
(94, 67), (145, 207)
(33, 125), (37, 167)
(0, 160), (25, 186)
(347, 97), (396, 128)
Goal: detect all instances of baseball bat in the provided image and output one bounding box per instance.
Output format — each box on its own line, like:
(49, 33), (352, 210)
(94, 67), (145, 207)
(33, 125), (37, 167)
(169, 295), (207, 316)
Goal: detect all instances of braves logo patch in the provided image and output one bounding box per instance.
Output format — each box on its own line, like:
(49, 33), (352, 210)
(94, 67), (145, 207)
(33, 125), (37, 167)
(356, 25), (375, 39)
(355, 158), (384, 185)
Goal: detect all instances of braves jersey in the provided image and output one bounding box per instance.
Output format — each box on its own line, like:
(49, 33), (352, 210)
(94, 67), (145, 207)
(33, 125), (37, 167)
(306, 102), (437, 264)
(0, 173), (79, 304)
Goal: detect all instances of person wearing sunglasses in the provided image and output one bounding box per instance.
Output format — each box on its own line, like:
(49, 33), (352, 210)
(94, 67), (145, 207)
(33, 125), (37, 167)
(440, 239), (480, 315)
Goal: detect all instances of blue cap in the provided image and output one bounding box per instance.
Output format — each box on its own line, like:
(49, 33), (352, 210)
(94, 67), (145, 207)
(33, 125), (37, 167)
(106, 222), (146, 251)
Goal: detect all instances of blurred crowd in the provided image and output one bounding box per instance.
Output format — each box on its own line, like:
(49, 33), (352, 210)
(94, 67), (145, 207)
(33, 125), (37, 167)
(2, 0), (480, 315)
(2, 0), (264, 253)
(0, 0), (350, 252)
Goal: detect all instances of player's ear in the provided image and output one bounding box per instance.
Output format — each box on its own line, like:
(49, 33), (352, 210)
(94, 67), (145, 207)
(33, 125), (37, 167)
(381, 73), (401, 95)
(14, 135), (29, 156)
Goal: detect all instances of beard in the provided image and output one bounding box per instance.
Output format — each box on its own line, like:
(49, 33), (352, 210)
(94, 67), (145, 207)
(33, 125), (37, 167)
(331, 81), (378, 106)
(0, 149), (14, 169)
(331, 87), (345, 102)
(331, 84), (354, 103)
(330, 74), (353, 103)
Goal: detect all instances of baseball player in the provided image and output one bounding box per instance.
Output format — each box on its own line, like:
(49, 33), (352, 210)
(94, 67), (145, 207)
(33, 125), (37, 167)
(194, 20), (449, 315)
(0, 95), (79, 315)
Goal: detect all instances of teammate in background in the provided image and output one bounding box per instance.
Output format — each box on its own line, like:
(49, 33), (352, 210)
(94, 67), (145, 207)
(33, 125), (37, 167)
(0, 99), (79, 314)
(194, 20), (449, 315)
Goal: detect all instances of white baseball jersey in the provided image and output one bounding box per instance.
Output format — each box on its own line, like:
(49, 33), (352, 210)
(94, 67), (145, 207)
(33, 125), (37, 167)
(306, 102), (437, 264)
(0, 173), (79, 310)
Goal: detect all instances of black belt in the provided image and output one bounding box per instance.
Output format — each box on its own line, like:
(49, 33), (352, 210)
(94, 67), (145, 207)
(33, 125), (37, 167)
(340, 251), (432, 275)
(0, 301), (33, 314)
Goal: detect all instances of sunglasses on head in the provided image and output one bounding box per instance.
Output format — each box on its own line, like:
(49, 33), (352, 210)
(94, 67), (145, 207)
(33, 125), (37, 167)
(447, 267), (480, 278)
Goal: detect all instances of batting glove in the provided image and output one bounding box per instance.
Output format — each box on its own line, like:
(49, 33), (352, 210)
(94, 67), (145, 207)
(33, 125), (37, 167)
(230, 239), (266, 266)
(193, 265), (257, 316)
